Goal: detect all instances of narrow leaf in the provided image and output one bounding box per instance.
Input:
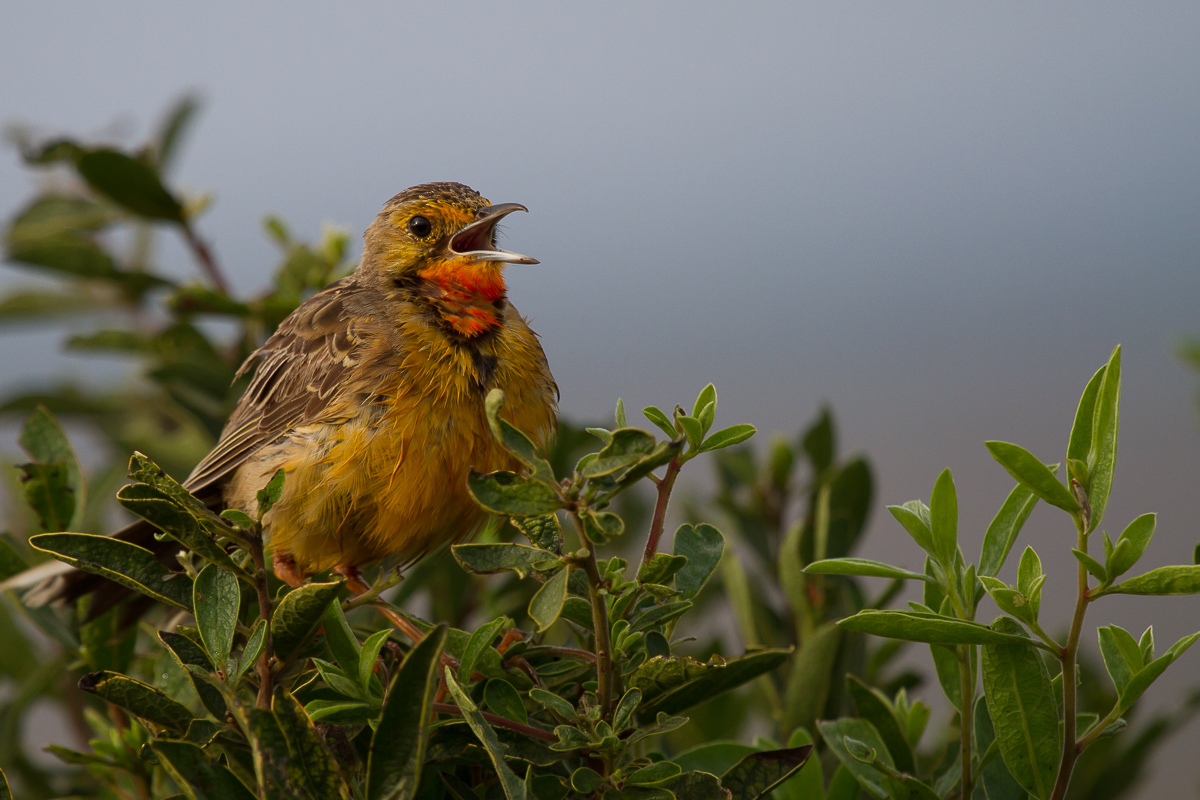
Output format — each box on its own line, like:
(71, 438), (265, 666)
(78, 670), (193, 734)
(985, 441), (1078, 514)
(979, 481), (1042, 577)
(838, 610), (1039, 646)
(272, 687), (345, 799)
(443, 667), (529, 800)
(929, 468), (958, 567)
(1103, 565), (1200, 596)
(699, 423), (757, 452)
(30, 532), (192, 610)
(805, 558), (932, 583)
(1088, 346), (1121, 532)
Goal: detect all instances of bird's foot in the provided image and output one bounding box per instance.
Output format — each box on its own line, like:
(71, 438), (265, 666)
(272, 551), (306, 588)
(334, 564), (371, 596)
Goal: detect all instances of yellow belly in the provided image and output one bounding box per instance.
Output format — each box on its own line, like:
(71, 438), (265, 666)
(228, 324), (556, 577)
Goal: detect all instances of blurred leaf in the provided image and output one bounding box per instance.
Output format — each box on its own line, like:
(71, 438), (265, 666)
(453, 542), (561, 578)
(153, 740), (256, 800)
(76, 148), (185, 222)
(825, 765), (861, 800)
(673, 523), (724, 599)
(468, 470), (563, 516)
(782, 622), (840, 734)
(805, 558), (930, 582)
(155, 93), (201, 173)
(78, 670), (193, 734)
(193, 563), (239, 669)
(985, 441), (1078, 514)
(802, 408), (835, 474)
(981, 617), (1060, 800)
(17, 462), (74, 532)
(20, 406), (85, 521)
(846, 676), (913, 773)
(1087, 346), (1121, 532)
(272, 687), (346, 799)
(661, 772), (729, 800)
(840, 610), (1038, 646)
(271, 580), (342, 664)
(30, 531), (193, 610)
(1101, 565), (1200, 596)
(443, 667), (529, 800)
(0, 289), (100, 323)
(817, 718), (894, 799)
(529, 566), (569, 632)
(367, 624), (447, 800)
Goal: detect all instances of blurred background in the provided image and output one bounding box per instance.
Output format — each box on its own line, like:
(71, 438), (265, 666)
(2, 3), (1198, 797)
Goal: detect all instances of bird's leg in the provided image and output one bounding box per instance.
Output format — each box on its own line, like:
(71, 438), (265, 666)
(272, 551), (305, 588)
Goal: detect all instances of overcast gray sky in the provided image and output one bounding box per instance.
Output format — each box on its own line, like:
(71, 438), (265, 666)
(3, 4), (1200, 796)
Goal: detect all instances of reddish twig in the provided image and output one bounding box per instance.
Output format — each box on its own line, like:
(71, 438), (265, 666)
(431, 703), (557, 742)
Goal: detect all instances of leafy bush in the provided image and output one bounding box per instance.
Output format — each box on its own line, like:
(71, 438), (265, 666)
(1, 98), (1197, 800)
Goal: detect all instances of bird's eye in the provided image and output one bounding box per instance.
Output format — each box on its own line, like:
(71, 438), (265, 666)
(407, 215), (433, 238)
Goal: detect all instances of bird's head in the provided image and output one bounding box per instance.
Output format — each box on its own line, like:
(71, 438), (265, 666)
(361, 183), (536, 320)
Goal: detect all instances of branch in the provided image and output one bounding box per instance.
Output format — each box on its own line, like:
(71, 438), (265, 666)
(643, 456), (682, 561)
(432, 703), (557, 742)
(246, 532), (275, 710)
(180, 221), (231, 295)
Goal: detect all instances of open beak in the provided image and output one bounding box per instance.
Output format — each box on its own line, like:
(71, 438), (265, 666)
(448, 203), (539, 265)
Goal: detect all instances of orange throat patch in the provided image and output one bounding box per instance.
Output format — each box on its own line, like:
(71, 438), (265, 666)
(416, 261), (507, 337)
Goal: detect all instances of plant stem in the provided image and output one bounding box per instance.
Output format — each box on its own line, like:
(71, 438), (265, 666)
(571, 511), (614, 721)
(642, 456), (681, 562)
(431, 703), (558, 742)
(247, 532), (275, 710)
(180, 221), (231, 295)
(1050, 517), (1091, 800)
(959, 644), (974, 800)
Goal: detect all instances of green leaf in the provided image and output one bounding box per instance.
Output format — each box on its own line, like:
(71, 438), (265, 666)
(846, 676), (914, 773)
(30, 532), (192, 610)
(929, 468), (958, 568)
(468, 470), (563, 516)
(512, 513), (564, 554)
(804, 558), (931, 583)
(1102, 565), (1200, 596)
(973, 697), (1028, 800)
(1071, 549), (1108, 584)
(368, 624), (447, 800)
(1139, 625), (1155, 663)
(256, 469), (286, 517)
(485, 679), (528, 724)
(887, 503), (938, 562)
(642, 406), (677, 438)
(1098, 626), (1136, 694)
(78, 670), (193, 735)
(358, 629), (392, 692)
(613, 688), (642, 732)
(672, 523), (725, 599)
(152, 740), (256, 800)
(661, 772), (728, 800)
(637, 552), (689, 586)
(117, 483), (239, 572)
(444, 667), (529, 800)
(158, 631), (227, 719)
(1087, 346), (1121, 532)
(233, 621), (266, 685)
(782, 622), (841, 733)
(17, 462), (74, 532)
(531, 687), (576, 720)
(699, 423), (757, 452)
(1107, 513), (1156, 580)
(572, 767), (604, 793)
(485, 389), (556, 484)
(981, 617), (1060, 800)
(76, 148), (184, 222)
(1067, 365), (1105, 464)
(272, 687), (346, 799)
(19, 407), (85, 527)
(452, 542), (560, 579)
(625, 761), (682, 787)
(270, 581), (343, 664)
(582, 510), (624, 544)
(580, 428), (658, 478)
(459, 617), (509, 683)
(826, 765), (861, 800)
(193, 564), (240, 669)
(631, 654), (724, 700)
(817, 718), (894, 799)
(640, 648), (791, 717)
(1117, 632), (1200, 713)
(985, 441), (1078, 514)
(678, 414), (704, 449)
(321, 601), (361, 676)
(528, 566), (570, 632)
(838, 609), (1038, 646)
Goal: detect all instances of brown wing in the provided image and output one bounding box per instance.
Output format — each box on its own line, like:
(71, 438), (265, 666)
(183, 277), (372, 493)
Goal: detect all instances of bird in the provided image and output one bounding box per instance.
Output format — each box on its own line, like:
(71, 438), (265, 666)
(15, 181), (558, 609)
